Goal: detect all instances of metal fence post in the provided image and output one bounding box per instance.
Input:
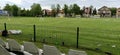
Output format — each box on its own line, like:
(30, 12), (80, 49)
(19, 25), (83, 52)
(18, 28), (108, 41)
(33, 25), (36, 42)
(2, 23), (8, 37)
(76, 27), (79, 48)
(4, 23), (7, 30)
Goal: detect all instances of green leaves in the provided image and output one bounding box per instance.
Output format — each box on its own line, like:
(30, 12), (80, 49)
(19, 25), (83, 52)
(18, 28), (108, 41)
(31, 3), (42, 16)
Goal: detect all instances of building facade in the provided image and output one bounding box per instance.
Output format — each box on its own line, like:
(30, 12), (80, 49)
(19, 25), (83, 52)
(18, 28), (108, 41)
(116, 8), (120, 18)
(98, 6), (111, 17)
(83, 7), (91, 17)
(0, 10), (8, 15)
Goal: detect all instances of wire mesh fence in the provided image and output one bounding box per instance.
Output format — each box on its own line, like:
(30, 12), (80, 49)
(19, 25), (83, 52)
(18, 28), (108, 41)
(79, 27), (120, 55)
(0, 23), (120, 55)
(36, 25), (77, 47)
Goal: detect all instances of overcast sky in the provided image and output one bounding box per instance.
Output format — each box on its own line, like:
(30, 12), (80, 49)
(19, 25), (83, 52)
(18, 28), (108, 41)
(0, 0), (120, 10)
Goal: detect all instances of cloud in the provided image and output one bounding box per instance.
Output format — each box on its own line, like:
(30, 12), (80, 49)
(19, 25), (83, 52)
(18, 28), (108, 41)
(106, 0), (118, 2)
(5, 0), (22, 4)
(81, 0), (86, 1)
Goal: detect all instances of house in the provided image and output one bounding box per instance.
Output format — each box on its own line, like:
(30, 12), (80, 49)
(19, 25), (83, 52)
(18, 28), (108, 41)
(42, 9), (52, 16)
(43, 9), (65, 17)
(116, 8), (120, 18)
(98, 6), (111, 17)
(83, 7), (91, 17)
(0, 10), (8, 15)
(57, 10), (65, 17)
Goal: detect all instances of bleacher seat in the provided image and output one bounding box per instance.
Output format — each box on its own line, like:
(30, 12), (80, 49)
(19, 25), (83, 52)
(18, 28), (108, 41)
(43, 45), (65, 55)
(0, 45), (16, 55)
(23, 42), (43, 55)
(68, 49), (87, 55)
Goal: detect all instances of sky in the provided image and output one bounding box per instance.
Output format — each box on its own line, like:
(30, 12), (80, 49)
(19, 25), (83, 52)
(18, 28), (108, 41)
(0, 0), (120, 10)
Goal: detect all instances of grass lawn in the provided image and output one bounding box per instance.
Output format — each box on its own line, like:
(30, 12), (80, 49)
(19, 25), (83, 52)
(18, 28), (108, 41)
(0, 17), (120, 55)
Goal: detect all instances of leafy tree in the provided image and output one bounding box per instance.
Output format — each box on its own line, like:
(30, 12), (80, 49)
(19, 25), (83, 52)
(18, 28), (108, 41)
(35, 4), (42, 16)
(92, 8), (97, 15)
(63, 4), (69, 16)
(89, 5), (93, 15)
(109, 7), (117, 16)
(72, 4), (80, 15)
(18, 7), (21, 16)
(31, 3), (42, 16)
(20, 8), (27, 16)
(3, 4), (12, 15)
(56, 4), (61, 15)
(26, 9), (31, 16)
(11, 4), (19, 16)
(80, 9), (84, 17)
(82, 6), (85, 11)
(68, 4), (73, 16)
(51, 4), (56, 17)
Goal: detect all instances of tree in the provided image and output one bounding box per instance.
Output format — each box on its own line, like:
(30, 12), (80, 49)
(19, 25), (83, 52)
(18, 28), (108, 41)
(31, 3), (42, 16)
(83, 6), (85, 11)
(51, 4), (56, 17)
(89, 5), (93, 15)
(3, 4), (12, 15)
(80, 9), (84, 17)
(109, 7), (117, 16)
(63, 4), (68, 16)
(18, 7), (21, 16)
(56, 4), (61, 15)
(11, 4), (19, 16)
(92, 8), (97, 15)
(26, 9), (31, 16)
(72, 4), (80, 15)
(20, 8), (27, 16)
(68, 4), (73, 16)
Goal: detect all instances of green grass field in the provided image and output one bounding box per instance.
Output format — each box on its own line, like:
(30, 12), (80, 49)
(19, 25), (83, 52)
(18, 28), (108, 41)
(0, 17), (120, 55)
